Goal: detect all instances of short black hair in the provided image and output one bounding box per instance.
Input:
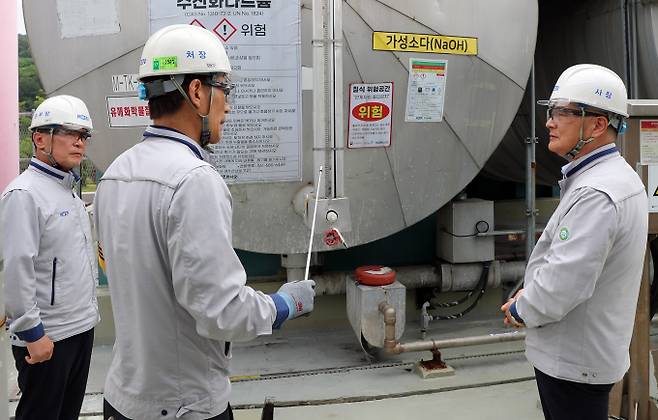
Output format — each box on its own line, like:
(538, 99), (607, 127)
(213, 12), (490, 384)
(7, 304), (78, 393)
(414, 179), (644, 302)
(144, 74), (207, 119)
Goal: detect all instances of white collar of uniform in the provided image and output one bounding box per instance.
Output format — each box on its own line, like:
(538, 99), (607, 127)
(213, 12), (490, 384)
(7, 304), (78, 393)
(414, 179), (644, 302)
(560, 143), (618, 179)
(143, 125), (206, 161)
(28, 157), (78, 189)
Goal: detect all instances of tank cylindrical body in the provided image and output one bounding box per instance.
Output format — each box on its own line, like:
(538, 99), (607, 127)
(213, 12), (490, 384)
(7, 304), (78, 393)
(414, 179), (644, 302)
(24, 0), (538, 253)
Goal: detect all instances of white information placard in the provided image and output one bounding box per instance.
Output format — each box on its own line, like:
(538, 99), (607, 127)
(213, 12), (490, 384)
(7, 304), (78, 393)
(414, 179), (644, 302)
(149, 0), (302, 184)
(348, 83), (394, 148)
(648, 164), (658, 213)
(106, 96), (152, 127)
(640, 120), (658, 165)
(405, 58), (448, 123)
(56, 0), (120, 38)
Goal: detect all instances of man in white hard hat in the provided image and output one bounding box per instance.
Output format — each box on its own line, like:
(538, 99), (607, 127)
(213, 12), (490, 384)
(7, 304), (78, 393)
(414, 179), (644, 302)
(501, 64), (648, 419)
(0, 95), (99, 420)
(95, 24), (315, 420)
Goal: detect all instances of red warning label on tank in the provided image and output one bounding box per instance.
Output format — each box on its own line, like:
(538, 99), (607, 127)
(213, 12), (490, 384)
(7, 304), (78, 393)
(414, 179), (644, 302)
(351, 102), (390, 122)
(347, 83), (393, 148)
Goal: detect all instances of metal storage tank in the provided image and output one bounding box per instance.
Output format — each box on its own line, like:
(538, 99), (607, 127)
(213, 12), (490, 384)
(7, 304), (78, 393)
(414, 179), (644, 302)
(637, 1), (658, 99)
(23, 0), (538, 254)
(483, 0), (658, 186)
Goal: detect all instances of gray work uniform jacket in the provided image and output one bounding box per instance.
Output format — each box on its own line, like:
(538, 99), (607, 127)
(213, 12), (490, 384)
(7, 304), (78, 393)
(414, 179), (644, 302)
(95, 126), (278, 420)
(517, 144), (648, 384)
(0, 158), (99, 345)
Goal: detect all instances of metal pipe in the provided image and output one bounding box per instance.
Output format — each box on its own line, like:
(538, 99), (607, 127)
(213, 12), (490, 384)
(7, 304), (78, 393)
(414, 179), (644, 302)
(332, 0), (344, 198)
(379, 302), (525, 355)
(309, 266), (442, 296)
(398, 330), (526, 354)
(311, 0), (343, 199)
(322, 0), (333, 198)
(630, 0), (639, 99)
(477, 228), (544, 237)
(301, 261), (527, 296)
(258, 261), (528, 294)
(312, 0), (329, 197)
(477, 229), (525, 237)
(281, 253), (308, 283)
(379, 302), (398, 353)
(623, 0), (639, 99)
(525, 60), (537, 263)
(621, 0), (630, 90)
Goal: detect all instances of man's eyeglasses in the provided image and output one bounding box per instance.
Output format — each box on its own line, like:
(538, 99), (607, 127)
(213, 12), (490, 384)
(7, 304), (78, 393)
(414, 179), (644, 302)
(205, 78), (235, 97)
(546, 106), (607, 122)
(52, 127), (92, 143)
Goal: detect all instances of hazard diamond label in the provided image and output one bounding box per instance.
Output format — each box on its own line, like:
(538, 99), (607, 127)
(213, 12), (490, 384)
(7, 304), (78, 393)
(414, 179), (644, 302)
(190, 19), (206, 29)
(214, 18), (237, 42)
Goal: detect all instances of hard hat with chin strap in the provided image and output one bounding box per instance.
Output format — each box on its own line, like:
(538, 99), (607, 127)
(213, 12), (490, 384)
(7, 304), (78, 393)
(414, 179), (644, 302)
(29, 94), (93, 169)
(138, 24), (233, 148)
(538, 64), (629, 159)
(545, 64), (628, 118)
(138, 24), (231, 80)
(29, 95), (93, 132)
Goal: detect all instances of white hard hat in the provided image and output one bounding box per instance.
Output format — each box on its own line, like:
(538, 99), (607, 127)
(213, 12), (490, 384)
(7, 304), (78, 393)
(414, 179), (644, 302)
(29, 95), (93, 131)
(540, 64), (628, 117)
(138, 24), (231, 80)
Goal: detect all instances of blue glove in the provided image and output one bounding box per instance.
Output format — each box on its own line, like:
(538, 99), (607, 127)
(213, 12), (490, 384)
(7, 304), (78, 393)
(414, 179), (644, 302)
(270, 279), (316, 329)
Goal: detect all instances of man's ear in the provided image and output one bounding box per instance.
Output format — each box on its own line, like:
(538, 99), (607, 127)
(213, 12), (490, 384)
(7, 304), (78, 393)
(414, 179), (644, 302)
(187, 78), (205, 107)
(591, 116), (610, 138)
(32, 131), (48, 152)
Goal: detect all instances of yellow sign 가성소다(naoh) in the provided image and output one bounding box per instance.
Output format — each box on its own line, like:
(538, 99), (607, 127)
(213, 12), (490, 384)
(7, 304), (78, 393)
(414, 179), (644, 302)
(372, 31), (477, 55)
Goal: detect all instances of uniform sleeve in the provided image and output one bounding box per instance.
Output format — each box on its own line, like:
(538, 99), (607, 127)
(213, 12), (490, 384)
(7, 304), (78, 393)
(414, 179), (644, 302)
(516, 187), (617, 328)
(0, 190), (45, 341)
(167, 166), (277, 341)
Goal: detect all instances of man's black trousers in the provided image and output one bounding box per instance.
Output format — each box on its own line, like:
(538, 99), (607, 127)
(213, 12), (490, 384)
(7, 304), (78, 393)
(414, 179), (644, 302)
(535, 367), (614, 420)
(12, 328), (94, 420)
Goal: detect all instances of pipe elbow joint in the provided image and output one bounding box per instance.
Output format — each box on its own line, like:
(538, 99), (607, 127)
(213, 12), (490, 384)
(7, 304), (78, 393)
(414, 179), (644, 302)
(383, 339), (400, 353)
(379, 302), (400, 353)
(379, 302), (396, 322)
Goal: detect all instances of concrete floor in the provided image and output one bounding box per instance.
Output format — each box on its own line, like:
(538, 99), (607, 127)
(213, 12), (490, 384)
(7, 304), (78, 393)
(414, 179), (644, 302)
(8, 316), (544, 419)
(231, 380), (545, 420)
(7, 297), (658, 419)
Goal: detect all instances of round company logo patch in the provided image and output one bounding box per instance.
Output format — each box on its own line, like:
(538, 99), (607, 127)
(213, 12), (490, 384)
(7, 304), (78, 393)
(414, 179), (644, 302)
(559, 227), (570, 241)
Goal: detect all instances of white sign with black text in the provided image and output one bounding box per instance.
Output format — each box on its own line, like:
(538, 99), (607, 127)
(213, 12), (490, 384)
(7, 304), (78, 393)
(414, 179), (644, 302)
(648, 164), (658, 213)
(149, 0), (302, 184)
